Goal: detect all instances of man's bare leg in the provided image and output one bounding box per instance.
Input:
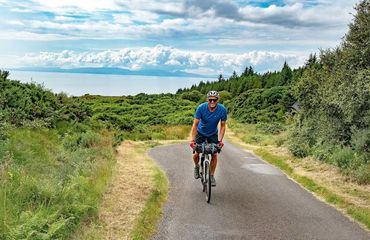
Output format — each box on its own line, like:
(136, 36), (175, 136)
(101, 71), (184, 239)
(193, 152), (200, 166)
(210, 153), (218, 175)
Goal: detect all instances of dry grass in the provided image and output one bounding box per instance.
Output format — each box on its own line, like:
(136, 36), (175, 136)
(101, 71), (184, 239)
(74, 141), (157, 240)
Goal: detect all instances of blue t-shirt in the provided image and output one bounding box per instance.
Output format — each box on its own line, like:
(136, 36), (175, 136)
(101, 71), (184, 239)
(194, 102), (227, 137)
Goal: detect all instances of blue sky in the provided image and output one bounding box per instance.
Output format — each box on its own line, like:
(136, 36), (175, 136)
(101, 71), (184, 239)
(0, 0), (358, 75)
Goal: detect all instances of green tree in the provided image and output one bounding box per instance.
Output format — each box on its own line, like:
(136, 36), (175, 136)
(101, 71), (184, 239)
(280, 61), (293, 85)
(290, 0), (370, 183)
(343, 0), (370, 70)
(181, 90), (203, 102)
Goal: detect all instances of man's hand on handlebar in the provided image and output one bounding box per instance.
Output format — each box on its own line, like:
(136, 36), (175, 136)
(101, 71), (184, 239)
(190, 140), (196, 149)
(218, 140), (224, 148)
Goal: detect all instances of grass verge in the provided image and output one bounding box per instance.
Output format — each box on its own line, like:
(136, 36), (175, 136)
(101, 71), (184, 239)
(226, 121), (370, 231)
(130, 161), (168, 240)
(0, 126), (115, 240)
(73, 140), (171, 240)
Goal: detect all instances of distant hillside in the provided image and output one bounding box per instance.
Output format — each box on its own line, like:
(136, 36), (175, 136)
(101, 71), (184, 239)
(12, 67), (214, 78)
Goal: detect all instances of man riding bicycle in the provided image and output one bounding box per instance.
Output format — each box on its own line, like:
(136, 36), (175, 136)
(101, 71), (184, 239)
(190, 90), (227, 187)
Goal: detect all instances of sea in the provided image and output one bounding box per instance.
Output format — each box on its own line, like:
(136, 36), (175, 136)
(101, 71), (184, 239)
(9, 71), (216, 96)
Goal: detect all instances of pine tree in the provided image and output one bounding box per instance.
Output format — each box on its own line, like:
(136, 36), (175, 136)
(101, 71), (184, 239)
(231, 71), (238, 79)
(242, 66), (249, 76)
(0, 70), (9, 80)
(280, 61), (292, 85)
(305, 53), (317, 66)
(218, 74), (224, 81)
(248, 66), (254, 75)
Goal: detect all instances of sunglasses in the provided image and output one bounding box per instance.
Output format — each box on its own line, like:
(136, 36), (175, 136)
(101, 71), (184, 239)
(208, 98), (218, 103)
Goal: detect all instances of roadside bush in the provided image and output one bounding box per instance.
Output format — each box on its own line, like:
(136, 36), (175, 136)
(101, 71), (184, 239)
(351, 128), (370, 163)
(274, 136), (287, 147)
(330, 147), (354, 169)
(256, 122), (286, 134)
(288, 141), (310, 158)
(353, 163), (370, 184)
(243, 135), (262, 144)
(79, 131), (101, 148)
(287, 124), (316, 158)
(311, 142), (334, 162)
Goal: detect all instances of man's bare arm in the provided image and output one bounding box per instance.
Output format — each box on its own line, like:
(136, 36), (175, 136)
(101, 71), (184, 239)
(191, 118), (200, 141)
(218, 121), (226, 142)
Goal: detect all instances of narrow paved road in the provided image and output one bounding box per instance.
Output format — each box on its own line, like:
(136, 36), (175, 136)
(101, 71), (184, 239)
(149, 140), (369, 240)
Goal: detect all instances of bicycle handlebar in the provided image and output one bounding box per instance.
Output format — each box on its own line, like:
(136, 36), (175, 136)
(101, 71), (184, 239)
(192, 143), (222, 154)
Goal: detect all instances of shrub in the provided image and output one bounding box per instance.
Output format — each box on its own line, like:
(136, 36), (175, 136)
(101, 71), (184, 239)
(243, 135), (262, 144)
(330, 147), (354, 169)
(274, 136), (286, 147)
(351, 128), (370, 163)
(79, 131), (101, 148)
(311, 142), (334, 162)
(181, 90), (203, 102)
(288, 141), (310, 158)
(256, 122), (286, 134)
(353, 163), (370, 184)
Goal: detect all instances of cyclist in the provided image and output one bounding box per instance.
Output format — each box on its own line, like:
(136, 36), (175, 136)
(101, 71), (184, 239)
(190, 90), (227, 187)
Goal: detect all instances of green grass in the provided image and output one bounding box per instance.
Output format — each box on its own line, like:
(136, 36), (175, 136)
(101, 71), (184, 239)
(130, 161), (169, 240)
(0, 126), (115, 239)
(228, 119), (287, 146)
(122, 124), (192, 141)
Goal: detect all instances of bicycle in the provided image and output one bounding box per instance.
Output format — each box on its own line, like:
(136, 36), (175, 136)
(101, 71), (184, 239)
(193, 142), (221, 203)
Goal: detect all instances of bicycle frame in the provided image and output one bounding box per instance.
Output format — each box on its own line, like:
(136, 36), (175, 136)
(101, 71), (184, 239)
(193, 142), (221, 203)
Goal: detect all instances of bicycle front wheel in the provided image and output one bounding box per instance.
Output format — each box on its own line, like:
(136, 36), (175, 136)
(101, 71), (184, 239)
(205, 160), (211, 203)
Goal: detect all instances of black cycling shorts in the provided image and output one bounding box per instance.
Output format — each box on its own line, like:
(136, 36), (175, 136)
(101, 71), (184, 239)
(195, 132), (218, 144)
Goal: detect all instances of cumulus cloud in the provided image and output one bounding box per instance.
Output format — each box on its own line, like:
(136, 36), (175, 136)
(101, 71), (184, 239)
(241, 1), (355, 27)
(0, 0), (358, 42)
(181, 0), (356, 28)
(18, 45), (306, 74)
(4, 0), (357, 29)
(0, 0), (359, 72)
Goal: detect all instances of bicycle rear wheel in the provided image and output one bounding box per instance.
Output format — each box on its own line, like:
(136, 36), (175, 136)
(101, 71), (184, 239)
(204, 160), (211, 203)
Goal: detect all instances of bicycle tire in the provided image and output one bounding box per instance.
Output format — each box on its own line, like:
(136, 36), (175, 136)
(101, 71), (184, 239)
(205, 160), (211, 203)
(201, 155), (206, 192)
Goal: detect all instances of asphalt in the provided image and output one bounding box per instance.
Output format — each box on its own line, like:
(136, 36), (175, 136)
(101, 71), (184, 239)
(148, 140), (370, 240)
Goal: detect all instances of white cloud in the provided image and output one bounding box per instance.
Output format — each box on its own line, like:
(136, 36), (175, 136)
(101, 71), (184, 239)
(0, 0), (360, 72)
(30, 0), (120, 13)
(18, 45), (306, 73)
(54, 16), (76, 21)
(0, 16), (229, 41)
(182, 0), (357, 28)
(7, 20), (24, 26)
(113, 10), (160, 25)
(0, 31), (70, 41)
(0, 0), (358, 42)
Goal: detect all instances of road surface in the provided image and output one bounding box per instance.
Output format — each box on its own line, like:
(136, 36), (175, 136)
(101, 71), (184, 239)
(149, 141), (369, 240)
